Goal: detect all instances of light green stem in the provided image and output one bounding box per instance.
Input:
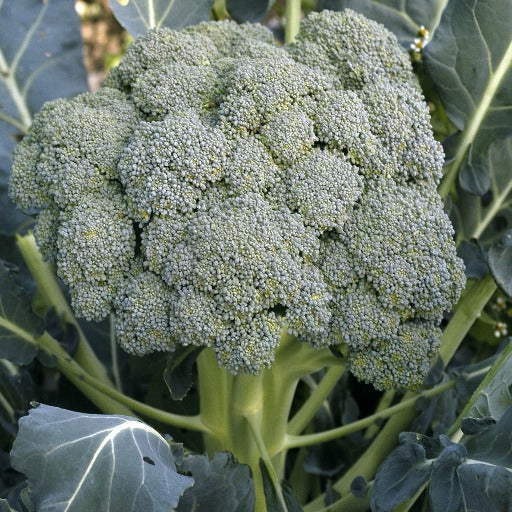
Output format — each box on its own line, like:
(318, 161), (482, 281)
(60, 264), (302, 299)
(439, 275), (497, 364)
(364, 390), (395, 439)
(16, 233), (113, 387)
(0, 313), (207, 430)
(285, 379), (454, 449)
(285, 0), (301, 43)
(287, 365), (346, 436)
(36, 332), (208, 432)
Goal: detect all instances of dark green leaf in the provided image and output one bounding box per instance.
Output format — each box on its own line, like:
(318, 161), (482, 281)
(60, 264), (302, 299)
(457, 463), (512, 511)
(460, 416), (496, 435)
(457, 240), (489, 279)
(0, 359), (35, 435)
(10, 404), (194, 512)
(260, 460), (303, 512)
(44, 308), (79, 357)
(451, 136), (512, 246)
(464, 406), (512, 467)
(0, 0), (87, 235)
(319, 0), (447, 46)
(176, 452), (254, 511)
(350, 475), (368, 498)
(0, 499), (17, 512)
(110, 0), (214, 37)
(465, 341), (512, 421)
(429, 443), (467, 512)
(163, 346), (202, 401)
(0, 262), (43, 364)
(424, 0), (512, 195)
(430, 408), (512, 512)
(225, 0), (273, 23)
(371, 443), (432, 512)
(489, 230), (512, 297)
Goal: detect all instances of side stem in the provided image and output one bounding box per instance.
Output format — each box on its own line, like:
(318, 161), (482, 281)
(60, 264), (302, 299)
(285, 0), (301, 43)
(17, 233), (113, 387)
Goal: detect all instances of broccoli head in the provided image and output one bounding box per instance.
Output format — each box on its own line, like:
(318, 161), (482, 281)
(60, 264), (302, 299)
(9, 9), (465, 389)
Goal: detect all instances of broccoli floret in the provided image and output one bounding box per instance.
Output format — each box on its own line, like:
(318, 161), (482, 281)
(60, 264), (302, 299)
(115, 271), (175, 354)
(9, 9), (465, 389)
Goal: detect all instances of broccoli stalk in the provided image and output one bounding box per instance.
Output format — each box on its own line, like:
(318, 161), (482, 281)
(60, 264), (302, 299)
(197, 331), (345, 509)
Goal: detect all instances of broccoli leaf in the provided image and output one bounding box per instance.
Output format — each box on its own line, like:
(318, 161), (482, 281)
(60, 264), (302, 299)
(371, 441), (432, 512)
(176, 452), (255, 511)
(163, 346), (202, 401)
(424, 0), (512, 195)
(374, 410), (512, 512)
(488, 230), (512, 297)
(10, 405), (194, 512)
(0, 500), (17, 512)
(463, 340), (512, 421)
(451, 136), (512, 247)
(110, 0), (214, 37)
(0, 262), (43, 364)
(260, 460), (303, 512)
(225, 0), (274, 23)
(0, 0), (87, 235)
(319, 0), (447, 46)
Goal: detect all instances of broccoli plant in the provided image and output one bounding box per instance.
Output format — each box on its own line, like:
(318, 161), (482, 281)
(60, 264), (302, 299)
(0, 0), (511, 511)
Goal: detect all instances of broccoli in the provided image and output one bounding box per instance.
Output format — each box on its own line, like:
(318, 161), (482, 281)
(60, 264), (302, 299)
(9, 9), (465, 389)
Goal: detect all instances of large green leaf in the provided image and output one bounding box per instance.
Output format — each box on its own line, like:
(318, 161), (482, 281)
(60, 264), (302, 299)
(0, 0), (88, 235)
(319, 0), (448, 46)
(225, 0), (274, 23)
(10, 405), (194, 512)
(373, 409), (512, 512)
(424, 0), (512, 196)
(0, 262), (42, 364)
(110, 0), (214, 37)
(451, 136), (512, 246)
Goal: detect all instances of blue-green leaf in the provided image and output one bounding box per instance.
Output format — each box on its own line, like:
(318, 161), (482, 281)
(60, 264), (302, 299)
(0, 0), (87, 235)
(225, 0), (273, 23)
(424, 0), (512, 195)
(371, 442), (432, 512)
(10, 405), (194, 512)
(451, 136), (512, 247)
(110, 0), (214, 37)
(164, 346), (202, 401)
(428, 442), (467, 512)
(319, 0), (447, 46)
(0, 262), (42, 364)
(176, 452), (255, 511)
(489, 231), (512, 297)
(464, 339), (512, 421)
(0, 500), (17, 512)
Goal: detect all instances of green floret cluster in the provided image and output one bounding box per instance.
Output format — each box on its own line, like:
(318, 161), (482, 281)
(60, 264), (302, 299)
(9, 9), (466, 389)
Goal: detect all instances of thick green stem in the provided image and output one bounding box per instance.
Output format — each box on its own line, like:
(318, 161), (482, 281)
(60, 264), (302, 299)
(285, 0), (301, 43)
(439, 275), (497, 364)
(16, 233), (113, 387)
(197, 348), (231, 451)
(304, 275), (497, 511)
